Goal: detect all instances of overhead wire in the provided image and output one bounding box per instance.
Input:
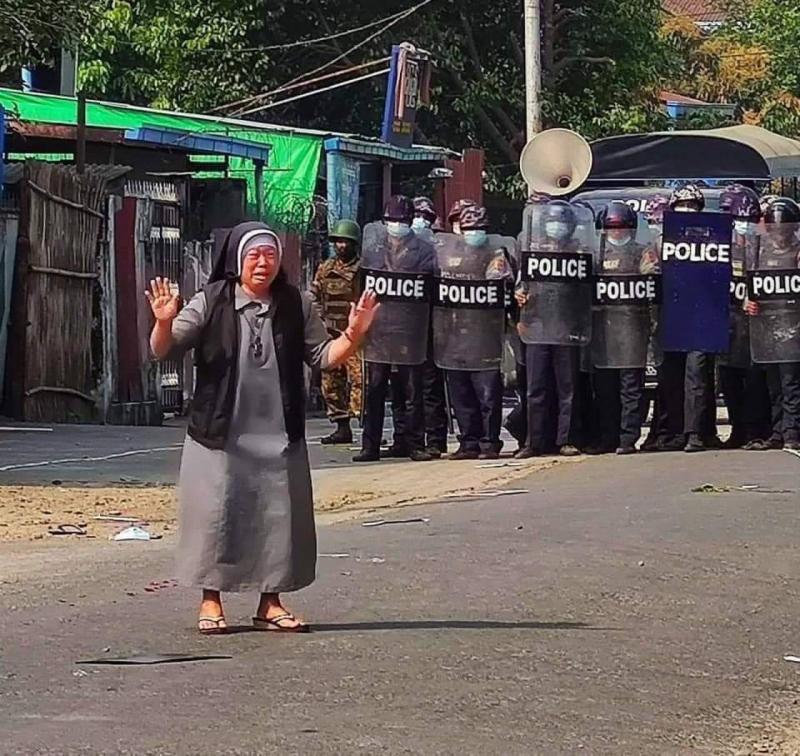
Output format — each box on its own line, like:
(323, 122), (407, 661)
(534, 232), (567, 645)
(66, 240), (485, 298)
(237, 67), (392, 115)
(224, 0), (434, 117)
(207, 57), (390, 114)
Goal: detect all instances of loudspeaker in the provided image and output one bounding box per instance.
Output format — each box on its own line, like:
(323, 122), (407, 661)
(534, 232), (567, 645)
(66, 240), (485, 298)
(519, 128), (593, 197)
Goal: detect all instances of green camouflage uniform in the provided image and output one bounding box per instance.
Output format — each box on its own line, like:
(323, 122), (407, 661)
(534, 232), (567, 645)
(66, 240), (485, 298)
(311, 256), (363, 421)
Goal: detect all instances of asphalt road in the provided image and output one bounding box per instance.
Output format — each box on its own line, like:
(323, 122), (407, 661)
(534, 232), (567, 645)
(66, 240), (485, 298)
(2, 449), (800, 753)
(0, 415), (444, 486)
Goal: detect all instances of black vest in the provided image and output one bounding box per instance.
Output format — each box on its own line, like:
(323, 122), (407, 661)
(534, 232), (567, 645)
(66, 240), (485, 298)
(187, 278), (306, 449)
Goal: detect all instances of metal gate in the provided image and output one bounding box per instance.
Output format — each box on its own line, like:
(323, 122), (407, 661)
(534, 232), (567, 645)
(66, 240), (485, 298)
(150, 199), (183, 413)
(127, 180), (184, 414)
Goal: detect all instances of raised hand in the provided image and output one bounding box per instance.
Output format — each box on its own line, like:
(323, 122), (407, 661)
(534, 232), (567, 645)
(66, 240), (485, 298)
(744, 298), (760, 316)
(145, 277), (180, 322)
(345, 290), (380, 342)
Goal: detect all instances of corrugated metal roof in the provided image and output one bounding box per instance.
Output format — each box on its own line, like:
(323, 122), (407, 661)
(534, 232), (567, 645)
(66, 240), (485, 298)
(663, 0), (727, 22)
(324, 136), (457, 162)
(2, 162), (131, 185)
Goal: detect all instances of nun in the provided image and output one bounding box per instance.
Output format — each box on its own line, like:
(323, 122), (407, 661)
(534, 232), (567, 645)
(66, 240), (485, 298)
(146, 222), (378, 634)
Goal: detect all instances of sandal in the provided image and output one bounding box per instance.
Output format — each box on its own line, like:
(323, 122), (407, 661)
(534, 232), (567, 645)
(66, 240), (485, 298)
(252, 613), (310, 633)
(198, 616), (228, 636)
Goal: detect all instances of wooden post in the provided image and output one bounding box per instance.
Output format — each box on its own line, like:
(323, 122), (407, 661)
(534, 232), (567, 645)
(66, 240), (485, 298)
(76, 92), (86, 175)
(254, 159), (264, 220)
(382, 162), (392, 206)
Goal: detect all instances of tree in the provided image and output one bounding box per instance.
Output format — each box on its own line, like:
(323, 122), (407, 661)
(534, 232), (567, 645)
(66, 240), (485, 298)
(78, 1), (669, 193)
(0, 0), (97, 73)
(661, 2), (800, 136)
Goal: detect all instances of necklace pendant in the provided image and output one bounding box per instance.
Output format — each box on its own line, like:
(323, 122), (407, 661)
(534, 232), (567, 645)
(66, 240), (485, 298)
(253, 337), (263, 358)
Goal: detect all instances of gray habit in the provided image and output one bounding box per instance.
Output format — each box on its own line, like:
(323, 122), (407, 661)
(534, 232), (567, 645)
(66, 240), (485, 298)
(170, 285), (332, 593)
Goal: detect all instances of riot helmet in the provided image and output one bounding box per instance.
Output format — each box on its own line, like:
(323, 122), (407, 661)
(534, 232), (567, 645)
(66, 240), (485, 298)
(644, 194), (670, 228)
(718, 183), (745, 212)
(669, 183), (705, 213)
(459, 205), (490, 247)
(413, 196), (438, 232)
(448, 198), (477, 234)
(383, 195), (415, 238)
(597, 201), (637, 248)
(726, 188), (761, 238)
(763, 197), (800, 246)
(759, 194), (779, 216)
(525, 191), (552, 206)
(540, 200), (577, 242)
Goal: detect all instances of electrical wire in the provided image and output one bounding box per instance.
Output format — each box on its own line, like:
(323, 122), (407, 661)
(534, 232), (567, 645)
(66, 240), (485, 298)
(208, 56), (390, 114)
(227, 0), (434, 117)
(236, 67), (391, 116)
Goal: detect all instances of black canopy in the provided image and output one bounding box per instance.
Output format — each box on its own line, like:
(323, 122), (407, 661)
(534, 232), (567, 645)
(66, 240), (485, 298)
(589, 126), (800, 183)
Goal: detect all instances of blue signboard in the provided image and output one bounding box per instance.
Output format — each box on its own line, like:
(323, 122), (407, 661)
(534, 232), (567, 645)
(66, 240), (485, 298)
(660, 211), (733, 353)
(381, 45), (422, 148)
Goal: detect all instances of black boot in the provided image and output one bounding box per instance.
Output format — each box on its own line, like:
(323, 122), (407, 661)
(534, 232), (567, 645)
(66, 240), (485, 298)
(321, 420), (353, 445)
(353, 449), (380, 462)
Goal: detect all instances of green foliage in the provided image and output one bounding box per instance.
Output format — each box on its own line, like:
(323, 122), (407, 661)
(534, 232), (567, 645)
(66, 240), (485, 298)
(0, 0), (97, 72)
(75, 0), (669, 196)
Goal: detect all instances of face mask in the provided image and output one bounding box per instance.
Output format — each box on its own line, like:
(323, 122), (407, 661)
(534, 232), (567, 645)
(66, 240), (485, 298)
(412, 217), (431, 232)
(544, 221), (571, 240)
(648, 222), (661, 234)
(607, 234), (632, 247)
(386, 221), (411, 238)
(463, 229), (488, 247)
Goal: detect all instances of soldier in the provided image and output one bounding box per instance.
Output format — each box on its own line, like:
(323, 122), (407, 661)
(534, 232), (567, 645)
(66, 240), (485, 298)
(745, 197), (800, 451)
(354, 195), (436, 463)
(310, 219), (363, 445)
(590, 201), (657, 454)
(717, 186), (772, 448)
(515, 200), (594, 458)
(434, 205), (513, 459)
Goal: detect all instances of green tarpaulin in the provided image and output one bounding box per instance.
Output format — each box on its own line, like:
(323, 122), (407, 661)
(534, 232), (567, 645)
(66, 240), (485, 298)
(0, 88), (323, 230)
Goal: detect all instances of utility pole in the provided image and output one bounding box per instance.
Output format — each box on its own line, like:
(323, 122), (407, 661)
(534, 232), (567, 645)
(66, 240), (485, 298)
(523, 0), (542, 140)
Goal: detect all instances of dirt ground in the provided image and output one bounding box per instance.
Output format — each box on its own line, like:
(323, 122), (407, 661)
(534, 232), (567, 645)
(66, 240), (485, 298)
(0, 455), (571, 543)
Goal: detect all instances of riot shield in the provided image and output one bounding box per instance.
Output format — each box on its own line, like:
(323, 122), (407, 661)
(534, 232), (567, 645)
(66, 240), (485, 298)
(432, 233), (510, 370)
(718, 234), (756, 368)
(591, 227), (660, 369)
(518, 203), (595, 346)
(660, 211), (732, 353)
(360, 221), (434, 366)
(747, 221), (800, 364)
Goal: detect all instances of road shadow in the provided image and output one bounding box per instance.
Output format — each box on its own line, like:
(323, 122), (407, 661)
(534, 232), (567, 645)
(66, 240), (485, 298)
(310, 620), (603, 632)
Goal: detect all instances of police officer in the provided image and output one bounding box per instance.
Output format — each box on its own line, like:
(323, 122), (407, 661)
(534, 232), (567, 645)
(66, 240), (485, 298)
(590, 201), (654, 454)
(656, 184), (720, 453)
(310, 219), (363, 444)
(640, 194), (670, 451)
(717, 186), (772, 448)
(443, 205), (512, 460)
(745, 197), (800, 451)
(515, 200), (586, 458)
(354, 196), (434, 463)
(505, 192), (552, 451)
(413, 195), (449, 458)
